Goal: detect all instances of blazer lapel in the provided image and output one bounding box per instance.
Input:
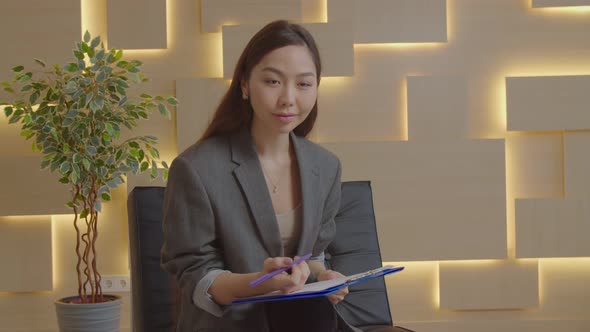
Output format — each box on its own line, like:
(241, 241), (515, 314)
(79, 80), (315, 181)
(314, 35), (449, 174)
(290, 132), (320, 256)
(230, 129), (283, 257)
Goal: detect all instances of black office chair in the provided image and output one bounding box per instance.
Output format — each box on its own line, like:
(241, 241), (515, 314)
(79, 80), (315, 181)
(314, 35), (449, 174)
(127, 181), (413, 332)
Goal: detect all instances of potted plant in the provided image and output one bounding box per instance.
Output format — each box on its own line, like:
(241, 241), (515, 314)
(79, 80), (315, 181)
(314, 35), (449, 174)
(1, 31), (176, 331)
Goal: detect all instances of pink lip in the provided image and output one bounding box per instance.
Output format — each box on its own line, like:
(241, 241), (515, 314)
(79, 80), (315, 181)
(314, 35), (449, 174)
(273, 113), (296, 123)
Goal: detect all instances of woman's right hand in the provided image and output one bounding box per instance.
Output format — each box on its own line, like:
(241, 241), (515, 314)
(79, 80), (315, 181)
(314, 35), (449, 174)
(260, 256), (310, 294)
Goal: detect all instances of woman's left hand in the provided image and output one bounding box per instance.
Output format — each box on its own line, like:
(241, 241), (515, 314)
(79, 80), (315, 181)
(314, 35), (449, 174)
(317, 269), (349, 305)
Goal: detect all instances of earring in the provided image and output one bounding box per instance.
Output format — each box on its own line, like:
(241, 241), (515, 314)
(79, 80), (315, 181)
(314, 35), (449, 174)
(242, 94), (248, 100)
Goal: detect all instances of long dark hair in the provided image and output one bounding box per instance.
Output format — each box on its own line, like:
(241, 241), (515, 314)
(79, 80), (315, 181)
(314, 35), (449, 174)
(198, 20), (322, 142)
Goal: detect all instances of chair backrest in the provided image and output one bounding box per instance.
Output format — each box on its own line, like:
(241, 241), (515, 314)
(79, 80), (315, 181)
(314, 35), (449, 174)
(326, 181), (393, 330)
(127, 181), (392, 332)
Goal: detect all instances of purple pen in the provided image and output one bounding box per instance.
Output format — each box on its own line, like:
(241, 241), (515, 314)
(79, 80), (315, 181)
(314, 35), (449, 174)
(249, 253), (312, 287)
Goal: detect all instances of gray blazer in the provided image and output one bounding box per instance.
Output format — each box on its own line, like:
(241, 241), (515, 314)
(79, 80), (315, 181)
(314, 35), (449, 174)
(161, 128), (354, 331)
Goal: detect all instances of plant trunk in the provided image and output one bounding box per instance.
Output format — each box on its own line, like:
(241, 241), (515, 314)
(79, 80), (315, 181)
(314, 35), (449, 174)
(73, 184), (103, 303)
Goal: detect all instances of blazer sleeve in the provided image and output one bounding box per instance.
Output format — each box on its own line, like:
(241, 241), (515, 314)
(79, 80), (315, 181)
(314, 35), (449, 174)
(160, 155), (225, 303)
(312, 158), (342, 256)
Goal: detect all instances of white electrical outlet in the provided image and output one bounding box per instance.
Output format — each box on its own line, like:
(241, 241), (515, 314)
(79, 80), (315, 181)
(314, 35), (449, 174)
(100, 275), (131, 292)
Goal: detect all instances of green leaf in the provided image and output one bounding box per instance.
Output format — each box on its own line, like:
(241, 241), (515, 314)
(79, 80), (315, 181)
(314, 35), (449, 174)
(21, 129), (34, 139)
(98, 185), (109, 195)
(79, 208), (88, 219)
(74, 50), (84, 60)
(90, 100), (99, 113)
(114, 49), (123, 61)
(12, 65), (24, 72)
(29, 91), (39, 104)
(62, 117), (74, 127)
(128, 66), (139, 73)
(158, 103), (171, 119)
(41, 159), (51, 170)
(129, 149), (139, 158)
(140, 161), (149, 172)
(60, 161), (71, 174)
(149, 147), (160, 159)
(82, 158), (91, 171)
(85, 92), (94, 106)
(3, 87), (14, 93)
(107, 177), (123, 188)
(83, 31), (91, 43)
(101, 192), (111, 201)
(129, 141), (140, 149)
(161, 161), (169, 169)
(150, 160), (158, 179)
(95, 49), (105, 61)
(78, 59), (86, 70)
(167, 97), (178, 105)
(82, 42), (91, 53)
(65, 63), (78, 72)
(94, 200), (101, 212)
(65, 109), (79, 118)
(73, 153), (82, 163)
(96, 69), (106, 82)
(95, 96), (104, 109)
(34, 58), (46, 67)
(163, 169), (169, 180)
(86, 146), (97, 155)
(17, 72), (32, 83)
(71, 169), (79, 183)
(21, 85), (32, 92)
(129, 73), (140, 83)
(140, 93), (152, 99)
(90, 36), (100, 48)
(4, 106), (13, 117)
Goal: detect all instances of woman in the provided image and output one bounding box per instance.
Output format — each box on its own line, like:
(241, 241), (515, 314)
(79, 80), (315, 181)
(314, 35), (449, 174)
(161, 20), (357, 332)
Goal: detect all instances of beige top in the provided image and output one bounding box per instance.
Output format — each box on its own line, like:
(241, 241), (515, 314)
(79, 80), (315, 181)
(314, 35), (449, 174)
(276, 203), (303, 256)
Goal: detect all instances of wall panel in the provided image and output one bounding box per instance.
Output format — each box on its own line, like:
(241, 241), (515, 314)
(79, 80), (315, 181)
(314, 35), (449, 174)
(532, 0), (590, 7)
(0, 216), (52, 292)
(328, 0), (447, 43)
(201, 0), (302, 33)
(222, 22), (353, 79)
(506, 76), (590, 131)
(107, 0), (167, 49)
(0, 156), (71, 216)
(439, 260), (538, 310)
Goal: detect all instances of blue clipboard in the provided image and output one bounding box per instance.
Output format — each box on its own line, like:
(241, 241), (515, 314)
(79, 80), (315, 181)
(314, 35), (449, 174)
(231, 265), (404, 305)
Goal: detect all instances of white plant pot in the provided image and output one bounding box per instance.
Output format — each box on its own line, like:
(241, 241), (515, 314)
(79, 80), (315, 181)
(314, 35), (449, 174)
(55, 294), (122, 332)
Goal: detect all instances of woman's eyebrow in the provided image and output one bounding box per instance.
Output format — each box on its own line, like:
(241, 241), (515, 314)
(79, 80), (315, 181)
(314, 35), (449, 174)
(261, 67), (316, 78)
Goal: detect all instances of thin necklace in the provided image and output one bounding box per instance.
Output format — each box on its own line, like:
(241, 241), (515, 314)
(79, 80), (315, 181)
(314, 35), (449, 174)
(259, 160), (282, 194)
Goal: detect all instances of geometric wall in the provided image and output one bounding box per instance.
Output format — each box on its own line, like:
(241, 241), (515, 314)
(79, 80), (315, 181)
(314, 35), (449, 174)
(1, 0), (589, 331)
